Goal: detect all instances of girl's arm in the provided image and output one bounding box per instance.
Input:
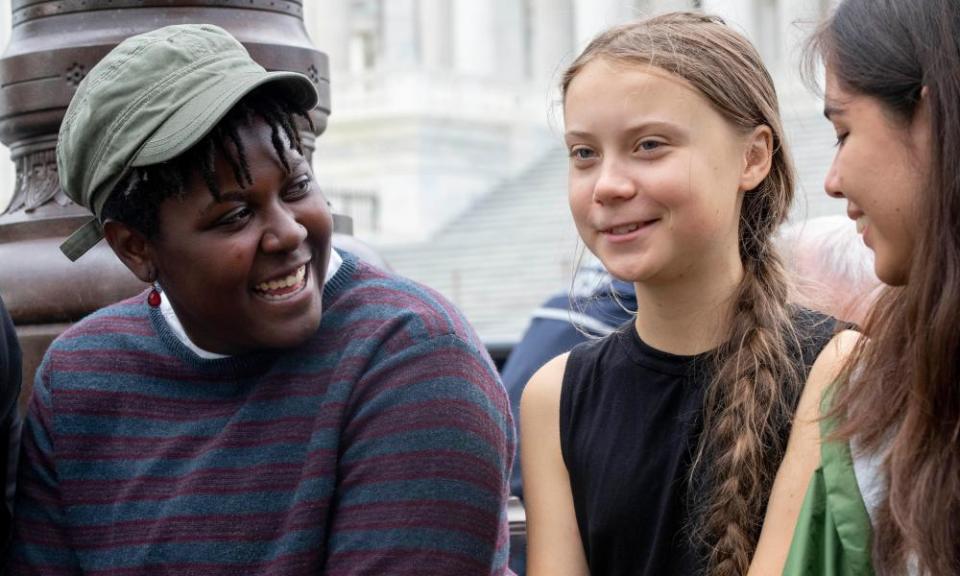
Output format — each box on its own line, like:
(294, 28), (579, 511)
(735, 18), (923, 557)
(521, 353), (590, 576)
(748, 329), (861, 575)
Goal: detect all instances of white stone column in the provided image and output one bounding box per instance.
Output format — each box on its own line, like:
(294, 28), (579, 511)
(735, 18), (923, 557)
(493, 0), (526, 83)
(531, 0), (576, 87)
(303, 0), (350, 76)
(700, 0), (756, 39)
(382, 0), (421, 71)
(779, 0), (833, 95)
(573, 0), (628, 49)
(451, 0), (496, 76)
(573, 0), (707, 48)
(634, 0), (696, 16)
(419, 0), (454, 72)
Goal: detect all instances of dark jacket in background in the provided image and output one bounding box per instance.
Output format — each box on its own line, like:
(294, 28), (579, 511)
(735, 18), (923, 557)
(0, 295), (21, 567)
(501, 270), (636, 500)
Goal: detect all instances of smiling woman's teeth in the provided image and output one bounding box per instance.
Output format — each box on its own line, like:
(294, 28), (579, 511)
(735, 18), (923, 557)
(611, 223), (641, 234)
(255, 265), (306, 294)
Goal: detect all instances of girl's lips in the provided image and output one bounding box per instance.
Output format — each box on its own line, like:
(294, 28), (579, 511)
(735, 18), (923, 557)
(600, 219), (660, 243)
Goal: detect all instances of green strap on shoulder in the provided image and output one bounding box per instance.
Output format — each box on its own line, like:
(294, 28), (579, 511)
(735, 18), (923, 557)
(782, 391), (875, 576)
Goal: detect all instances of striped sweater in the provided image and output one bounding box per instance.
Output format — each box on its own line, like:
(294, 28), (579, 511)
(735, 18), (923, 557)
(10, 253), (515, 575)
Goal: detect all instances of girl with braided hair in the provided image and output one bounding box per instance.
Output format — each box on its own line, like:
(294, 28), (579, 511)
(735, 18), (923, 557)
(520, 12), (856, 576)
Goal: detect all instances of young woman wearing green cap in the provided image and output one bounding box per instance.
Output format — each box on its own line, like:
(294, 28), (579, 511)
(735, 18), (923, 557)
(9, 24), (514, 575)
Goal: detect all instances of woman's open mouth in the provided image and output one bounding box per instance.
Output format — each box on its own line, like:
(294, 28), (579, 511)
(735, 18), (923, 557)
(602, 219), (659, 242)
(253, 264), (308, 300)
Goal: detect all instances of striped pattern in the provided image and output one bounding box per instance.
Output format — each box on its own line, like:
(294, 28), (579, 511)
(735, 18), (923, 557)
(11, 253), (515, 575)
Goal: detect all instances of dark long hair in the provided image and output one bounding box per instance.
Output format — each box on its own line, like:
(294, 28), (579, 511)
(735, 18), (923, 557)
(563, 13), (801, 575)
(808, 0), (960, 573)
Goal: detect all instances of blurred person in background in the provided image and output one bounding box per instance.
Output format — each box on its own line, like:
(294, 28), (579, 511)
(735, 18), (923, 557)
(777, 215), (882, 327)
(501, 262), (635, 575)
(0, 293), (19, 570)
(502, 260), (635, 501)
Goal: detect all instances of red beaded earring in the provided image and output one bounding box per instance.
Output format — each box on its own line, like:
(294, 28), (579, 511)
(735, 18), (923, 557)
(147, 282), (161, 308)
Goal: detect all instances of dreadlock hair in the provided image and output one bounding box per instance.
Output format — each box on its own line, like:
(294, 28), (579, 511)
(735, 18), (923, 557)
(561, 13), (803, 576)
(806, 0), (960, 573)
(101, 89), (313, 238)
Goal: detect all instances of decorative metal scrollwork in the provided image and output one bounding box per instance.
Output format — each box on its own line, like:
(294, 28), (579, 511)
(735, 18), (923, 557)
(64, 62), (86, 87)
(3, 150), (70, 215)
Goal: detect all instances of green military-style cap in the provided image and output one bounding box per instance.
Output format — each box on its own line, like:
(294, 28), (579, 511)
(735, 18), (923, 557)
(58, 23), (319, 261)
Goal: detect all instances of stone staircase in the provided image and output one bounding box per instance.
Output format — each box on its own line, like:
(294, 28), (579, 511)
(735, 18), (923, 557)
(380, 145), (578, 346)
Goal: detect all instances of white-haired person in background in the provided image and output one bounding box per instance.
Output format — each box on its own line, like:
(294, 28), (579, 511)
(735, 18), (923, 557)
(776, 215), (882, 327)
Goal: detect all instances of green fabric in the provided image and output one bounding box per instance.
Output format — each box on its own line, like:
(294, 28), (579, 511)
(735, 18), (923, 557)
(782, 411), (875, 576)
(57, 24), (319, 261)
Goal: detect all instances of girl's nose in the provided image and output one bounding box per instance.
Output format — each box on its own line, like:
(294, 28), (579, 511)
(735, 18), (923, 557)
(593, 160), (637, 204)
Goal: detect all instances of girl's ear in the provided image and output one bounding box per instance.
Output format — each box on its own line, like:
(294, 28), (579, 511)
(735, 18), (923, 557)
(103, 220), (157, 283)
(740, 125), (774, 192)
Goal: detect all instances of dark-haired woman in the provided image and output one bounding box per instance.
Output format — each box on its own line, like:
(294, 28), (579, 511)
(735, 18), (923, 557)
(9, 25), (514, 575)
(753, 0), (960, 574)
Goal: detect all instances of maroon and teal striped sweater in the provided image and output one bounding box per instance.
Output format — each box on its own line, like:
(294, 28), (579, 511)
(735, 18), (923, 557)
(11, 253), (515, 575)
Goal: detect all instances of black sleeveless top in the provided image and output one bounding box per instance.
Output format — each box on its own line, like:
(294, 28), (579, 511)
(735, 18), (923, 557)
(559, 308), (837, 575)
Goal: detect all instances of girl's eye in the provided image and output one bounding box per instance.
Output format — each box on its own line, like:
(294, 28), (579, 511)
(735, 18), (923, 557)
(569, 146), (597, 161)
(637, 140), (664, 152)
(834, 132), (849, 147)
